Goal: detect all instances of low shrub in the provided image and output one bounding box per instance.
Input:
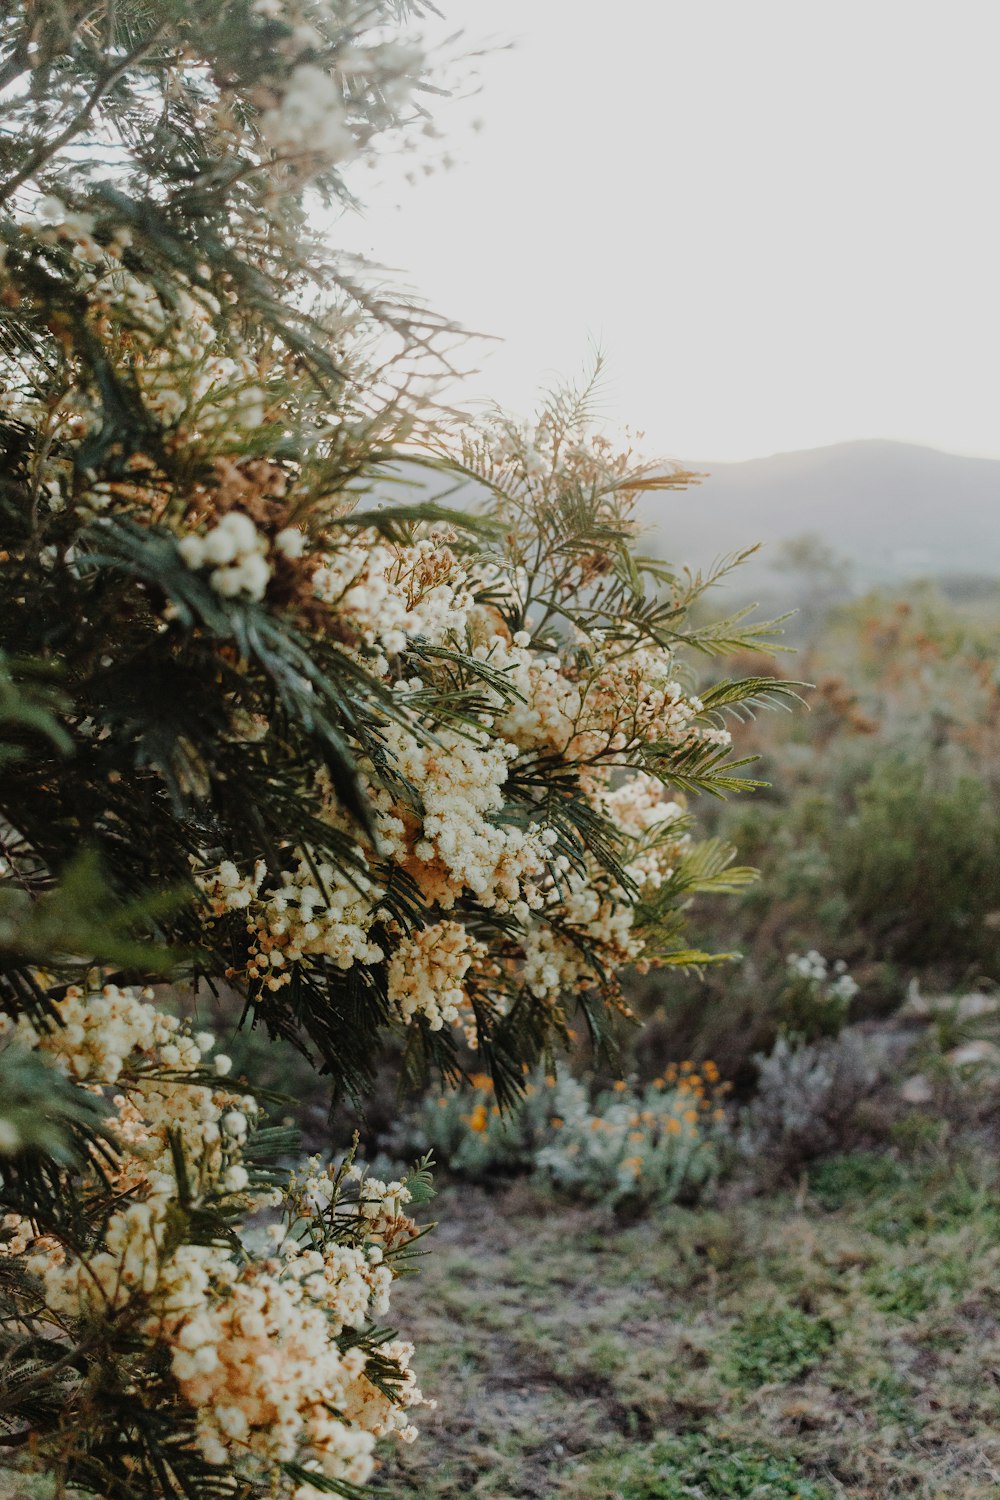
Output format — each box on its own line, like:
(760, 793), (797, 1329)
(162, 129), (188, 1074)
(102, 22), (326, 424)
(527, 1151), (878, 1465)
(535, 1068), (729, 1209)
(394, 1066), (730, 1210)
(808, 1151), (910, 1210)
(738, 1033), (875, 1179)
(777, 949), (859, 1040)
(626, 587), (1000, 1081)
(832, 760), (1000, 969)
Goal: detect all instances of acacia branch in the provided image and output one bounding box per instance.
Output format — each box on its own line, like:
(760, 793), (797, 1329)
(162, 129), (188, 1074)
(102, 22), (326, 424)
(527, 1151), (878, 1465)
(0, 26), (166, 208)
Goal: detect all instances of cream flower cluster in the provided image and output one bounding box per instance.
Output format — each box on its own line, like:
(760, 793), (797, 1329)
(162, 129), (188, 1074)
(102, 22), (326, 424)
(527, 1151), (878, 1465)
(8, 982), (254, 1219)
(387, 921), (490, 1042)
(141, 344), (266, 433)
(177, 510), (272, 600)
(117, 282), (267, 434)
(199, 854), (384, 989)
(199, 716), (553, 1012)
(465, 621), (727, 767)
(148, 1232), (421, 1484)
(142, 408), (737, 1054)
(5, 228), (269, 443)
(24, 194), (130, 265)
(575, 642), (729, 757)
(482, 632), (583, 755)
(521, 878), (644, 1006)
(191, 516), (727, 1042)
(8, 980), (209, 1084)
(599, 775), (691, 893)
(253, 8), (425, 168)
(372, 720), (553, 914)
(313, 529), (473, 664)
(519, 782), (690, 1006)
(1, 984), (427, 1495)
(260, 62), (355, 164)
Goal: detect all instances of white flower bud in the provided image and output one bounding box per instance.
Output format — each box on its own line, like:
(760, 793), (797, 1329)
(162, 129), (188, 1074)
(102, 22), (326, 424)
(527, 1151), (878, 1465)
(202, 528), (239, 566)
(177, 535), (206, 569)
(217, 511), (258, 553)
(274, 526), (306, 559)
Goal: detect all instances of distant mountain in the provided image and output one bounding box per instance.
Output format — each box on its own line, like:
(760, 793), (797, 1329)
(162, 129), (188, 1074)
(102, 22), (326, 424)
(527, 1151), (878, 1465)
(634, 439), (1000, 598)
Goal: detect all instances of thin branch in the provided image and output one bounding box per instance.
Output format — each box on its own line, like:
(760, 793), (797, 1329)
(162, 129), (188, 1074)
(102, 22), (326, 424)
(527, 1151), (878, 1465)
(0, 25), (167, 208)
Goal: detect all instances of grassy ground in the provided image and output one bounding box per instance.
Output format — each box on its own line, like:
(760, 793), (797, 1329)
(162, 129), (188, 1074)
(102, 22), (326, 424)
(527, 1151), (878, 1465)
(375, 1146), (1000, 1499)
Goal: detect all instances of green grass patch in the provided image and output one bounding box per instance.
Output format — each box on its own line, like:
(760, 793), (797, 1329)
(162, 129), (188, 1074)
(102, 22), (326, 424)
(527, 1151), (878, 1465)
(727, 1307), (837, 1385)
(578, 1432), (833, 1499)
(809, 1151), (910, 1209)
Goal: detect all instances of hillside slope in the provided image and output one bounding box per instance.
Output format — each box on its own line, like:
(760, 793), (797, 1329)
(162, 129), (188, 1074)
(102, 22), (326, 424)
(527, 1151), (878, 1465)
(636, 439), (1000, 593)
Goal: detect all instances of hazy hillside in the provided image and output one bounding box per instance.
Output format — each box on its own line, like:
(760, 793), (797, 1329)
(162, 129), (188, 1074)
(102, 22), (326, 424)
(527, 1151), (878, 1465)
(636, 439), (1000, 598)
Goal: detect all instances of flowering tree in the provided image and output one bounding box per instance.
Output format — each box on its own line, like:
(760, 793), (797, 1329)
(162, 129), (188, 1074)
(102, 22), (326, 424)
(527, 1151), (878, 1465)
(0, 3), (789, 1495)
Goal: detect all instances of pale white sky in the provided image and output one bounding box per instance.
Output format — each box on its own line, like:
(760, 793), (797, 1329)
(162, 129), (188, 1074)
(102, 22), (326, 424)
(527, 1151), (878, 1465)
(342, 0), (1000, 463)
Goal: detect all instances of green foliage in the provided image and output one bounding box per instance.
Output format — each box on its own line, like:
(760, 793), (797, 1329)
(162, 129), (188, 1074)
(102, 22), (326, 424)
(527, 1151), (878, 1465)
(862, 1255), (971, 1317)
(808, 1151), (909, 1211)
(0, 654), (72, 764)
(0, 848), (182, 973)
(0, 1045), (113, 1163)
(832, 760), (1000, 967)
